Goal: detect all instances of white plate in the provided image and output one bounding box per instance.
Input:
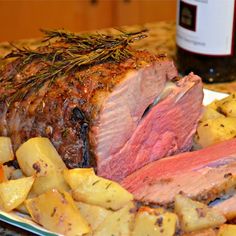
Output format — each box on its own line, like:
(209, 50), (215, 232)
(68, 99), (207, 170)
(203, 88), (228, 105)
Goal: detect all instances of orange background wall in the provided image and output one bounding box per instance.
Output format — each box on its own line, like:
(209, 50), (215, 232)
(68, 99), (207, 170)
(0, 0), (176, 42)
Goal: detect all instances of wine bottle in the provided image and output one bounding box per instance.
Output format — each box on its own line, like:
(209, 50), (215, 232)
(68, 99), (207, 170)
(176, 0), (236, 83)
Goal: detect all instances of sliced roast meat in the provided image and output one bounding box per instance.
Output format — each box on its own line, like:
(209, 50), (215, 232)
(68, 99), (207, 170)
(97, 72), (203, 181)
(122, 138), (236, 207)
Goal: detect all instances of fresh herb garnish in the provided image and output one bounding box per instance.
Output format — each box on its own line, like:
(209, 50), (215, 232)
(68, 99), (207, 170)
(1, 29), (147, 104)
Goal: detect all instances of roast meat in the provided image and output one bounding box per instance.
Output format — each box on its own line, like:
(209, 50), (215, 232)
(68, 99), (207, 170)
(0, 32), (203, 181)
(122, 138), (236, 207)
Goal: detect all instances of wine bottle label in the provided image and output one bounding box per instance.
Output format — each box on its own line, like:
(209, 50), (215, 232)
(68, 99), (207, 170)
(176, 0), (235, 56)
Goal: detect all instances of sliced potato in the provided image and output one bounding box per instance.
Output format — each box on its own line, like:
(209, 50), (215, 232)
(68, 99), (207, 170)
(208, 100), (219, 110)
(217, 100), (236, 118)
(0, 137), (14, 164)
(75, 201), (112, 230)
(183, 228), (216, 236)
(16, 191), (36, 215)
(31, 170), (69, 195)
(174, 194), (226, 233)
(64, 168), (133, 210)
(218, 224), (236, 236)
(132, 206), (178, 236)
(16, 137), (66, 177)
(195, 93), (236, 148)
(0, 176), (34, 212)
(26, 189), (90, 236)
(31, 170), (70, 195)
(93, 201), (135, 236)
(195, 117), (236, 148)
(214, 93), (236, 118)
(63, 168), (95, 189)
(16, 203), (30, 215)
(200, 106), (224, 121)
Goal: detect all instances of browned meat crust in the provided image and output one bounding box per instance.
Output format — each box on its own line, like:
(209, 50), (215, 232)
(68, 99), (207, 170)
(0, 40), (169, 168)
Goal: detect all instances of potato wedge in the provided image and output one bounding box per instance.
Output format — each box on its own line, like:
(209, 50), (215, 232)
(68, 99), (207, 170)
(183, 228), (216, 236)
(214, 93), (236, 118)
(132, 206), (178, 236)
(63, 168), (95, 189)
(93, 201), (135, 236)
(16, 137), (66, 177)
(0, 176), (34, 212)
(16, 203), (30, 215)
(26, 189), (90, 236)
(64, 168), (133, 210)
(200, 107), (224, 121)
(175, 194), (226, 232)
(208, 100), (219, 110)
(0, 137), (14, 164)
(218, 224), (236, 236)
(31, 170), (70, 195)
(16, 191), (36, 215)
(75, 201), (112, 230)
(195, 117), (236, 148)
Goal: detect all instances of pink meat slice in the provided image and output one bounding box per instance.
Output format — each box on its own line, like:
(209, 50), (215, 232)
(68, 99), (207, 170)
(121, 138), (236, 206)
(97, 73), (203, 181)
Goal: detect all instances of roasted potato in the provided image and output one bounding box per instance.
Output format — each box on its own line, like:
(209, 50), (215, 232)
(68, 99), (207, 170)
(26, 189), (90, 236)
(16, 191), (36, 215)
(195, 117), (236, 148)
(92, 201), (135, 236)
(64, 168), (133, 210)
(31, 170), (69, 195)
(200, 107), (224, 121)
(183, 228), (216, 236)
(63, 168), (95, 189)
(0, 176), (34, 212)
(75, 201), (112, 230)
(15, 138), (69, 195)
(213, 93), (236, 118)
(174, 194), (226, 233)
(132, 206), (178, 236)
(16, 137), (66, 177)
(217, 224), (236, 236)
(207, 99), (219, 110)
(194, 93), (236, 148)
(16, 203), (30, 215)
(0, 137), (14, 164)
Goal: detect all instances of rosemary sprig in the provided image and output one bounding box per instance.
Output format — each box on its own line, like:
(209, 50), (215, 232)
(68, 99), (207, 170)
(41, 28), (147, 46)
(1, 28), (148, 104)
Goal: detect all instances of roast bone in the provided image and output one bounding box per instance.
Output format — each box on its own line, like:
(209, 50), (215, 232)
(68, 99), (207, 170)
(122, 138), (236, 208)
(0, 48), (203, 180)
